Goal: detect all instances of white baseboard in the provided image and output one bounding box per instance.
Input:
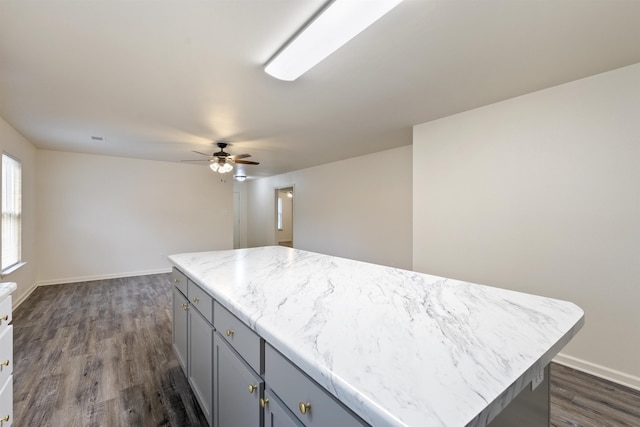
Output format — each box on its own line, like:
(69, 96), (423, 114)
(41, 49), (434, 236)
(36, 268), (172, 287)
(554, 352), (640, 392)
(12, 282), (38, 309)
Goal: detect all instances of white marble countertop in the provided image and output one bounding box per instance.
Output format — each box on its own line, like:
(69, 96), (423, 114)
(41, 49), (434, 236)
(0, 282), (17, 301)
(169, 247), (584, 427)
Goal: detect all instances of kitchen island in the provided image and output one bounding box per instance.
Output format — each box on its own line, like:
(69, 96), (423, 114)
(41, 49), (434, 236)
(169, 246), (583, 427)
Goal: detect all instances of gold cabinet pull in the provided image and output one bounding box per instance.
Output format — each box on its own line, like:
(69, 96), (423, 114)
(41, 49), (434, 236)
(0, 415), (9, 422)
(181, 303), (189, 311)
(174, 278), (179, 283)
(192, 297), (200, 303)
(299, 402), (311, 415)
(0, 315), (7, 322)
(226, 329), (234, 337)
(0, 360), (8, 367)
(260, 398), (269, 408)
(248, 384), (257, 393)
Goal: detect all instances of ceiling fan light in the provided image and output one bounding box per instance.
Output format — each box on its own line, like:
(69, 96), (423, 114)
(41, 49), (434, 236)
(265, 0), (405, 81)
(220, 162), (234, 173)
(210, 162), (220, 172)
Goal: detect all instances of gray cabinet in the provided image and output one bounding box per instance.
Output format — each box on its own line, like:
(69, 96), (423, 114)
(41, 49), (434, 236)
(172, 267), (367, 427)
(213, 333), (263, 427)
(172, 267), (215, 427)
(263, 389), (304, 427)
(188, 301), (214, 426)
(172, 287), (188, 375)
(265, 344), (367, 427)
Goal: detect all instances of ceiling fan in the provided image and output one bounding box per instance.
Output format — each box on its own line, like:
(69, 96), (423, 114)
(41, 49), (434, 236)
(183, 142), (260, 174)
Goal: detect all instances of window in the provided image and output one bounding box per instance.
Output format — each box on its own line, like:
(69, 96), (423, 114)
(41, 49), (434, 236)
(2, 154), (22, 272)
(277, 197), (283, 230)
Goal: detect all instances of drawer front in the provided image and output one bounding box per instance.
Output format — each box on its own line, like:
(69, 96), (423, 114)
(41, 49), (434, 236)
(0, 327), (12, 389)
(265, 344), (367, 427)
(0, 296), (11, 332)
(172, 268), (188, 296)
(264, 388), (304, 427)
(214, 302), (262, 373)
(187, 281), (213, 324)
(0, 375), (12, 427)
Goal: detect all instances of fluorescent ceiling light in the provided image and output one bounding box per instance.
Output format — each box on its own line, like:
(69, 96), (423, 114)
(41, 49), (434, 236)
(265, 0), (404, 81)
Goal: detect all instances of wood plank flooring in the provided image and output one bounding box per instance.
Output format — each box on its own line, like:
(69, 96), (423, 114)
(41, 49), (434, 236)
(12, 274), (207, 427)
(550, 364), (640, 426)
(11, 274), (640, 426)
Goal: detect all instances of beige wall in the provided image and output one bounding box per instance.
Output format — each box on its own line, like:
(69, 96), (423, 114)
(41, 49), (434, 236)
(0, 116), (38, 305)
(246, 146), (412, 270)
(413, 63), (640, 388)
(36, 150), (233, 284)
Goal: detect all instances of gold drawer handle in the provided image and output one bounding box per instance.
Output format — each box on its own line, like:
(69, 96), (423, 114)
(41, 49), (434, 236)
(299, 402), (311, 415)
(0, 315), (7, 322)
(0, 360), (8, 367)
(181, 303), (189, 311)
(193, 297), (200, 303)
(260, 398), (269, 408)
(248, 384), (257, 393)
(174, 278), (179, 283)
(226, 329), (234, 337)
(0, 415), (9, 422)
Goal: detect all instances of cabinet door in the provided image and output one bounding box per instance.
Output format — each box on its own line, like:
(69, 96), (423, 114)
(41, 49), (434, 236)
(172, 288), (188, 375)
(263, 390), (303, 427)
(214, 333), (262, 427)
(0, 375), (12, 427)
(189, 308), (214, 426)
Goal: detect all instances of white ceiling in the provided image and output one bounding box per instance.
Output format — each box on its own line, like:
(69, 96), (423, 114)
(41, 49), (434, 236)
(1, 0), (639, 178)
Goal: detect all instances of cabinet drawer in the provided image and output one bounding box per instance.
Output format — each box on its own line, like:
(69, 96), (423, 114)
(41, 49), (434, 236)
(265, 344), (367, 427)
(0, 375), (12, 427)
(188, 281), (213, 324)
(264, 388), (304, 427)
(0, 296), (11, 332)
(214, 302), (262, 374)
(172, 268), (188, 296)
(0, 327), (12, 389)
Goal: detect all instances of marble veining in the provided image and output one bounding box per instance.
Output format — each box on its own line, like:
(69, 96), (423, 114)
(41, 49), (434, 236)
(0, 281), (17, 301)
(169, 247), (584, 427)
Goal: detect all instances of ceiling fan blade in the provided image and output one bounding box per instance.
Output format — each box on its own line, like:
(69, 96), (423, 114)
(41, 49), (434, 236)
(230, 153), (251, 160)
(234, 160), (260, 165)
(192, 150), (213, 157)
(181, 159), (211, 162)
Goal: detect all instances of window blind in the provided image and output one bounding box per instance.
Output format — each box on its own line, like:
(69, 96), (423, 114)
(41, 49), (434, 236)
(2, 154), (22, 271)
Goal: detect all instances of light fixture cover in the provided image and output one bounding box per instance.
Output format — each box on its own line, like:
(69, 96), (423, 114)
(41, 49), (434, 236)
(210, 160), (234, 173)
(265, 0), (404, 81)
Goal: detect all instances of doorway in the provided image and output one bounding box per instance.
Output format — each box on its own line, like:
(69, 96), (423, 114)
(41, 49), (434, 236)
(275, 187), (294, 247)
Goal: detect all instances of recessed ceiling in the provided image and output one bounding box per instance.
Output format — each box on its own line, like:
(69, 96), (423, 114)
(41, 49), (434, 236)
(1, 0), (639, 178)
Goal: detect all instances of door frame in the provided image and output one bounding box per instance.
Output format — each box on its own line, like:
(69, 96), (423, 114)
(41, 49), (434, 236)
(274, 185), (294, 247)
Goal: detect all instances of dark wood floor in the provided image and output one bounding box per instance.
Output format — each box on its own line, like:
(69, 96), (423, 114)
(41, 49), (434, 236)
(11, 274), (640, 426)
(551, 364), (640, 426)
(12, 274), (207, 427)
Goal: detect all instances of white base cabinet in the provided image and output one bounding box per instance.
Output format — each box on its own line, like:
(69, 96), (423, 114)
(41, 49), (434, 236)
(0, 377), (12, 427)
(0, 287), (14, 427)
